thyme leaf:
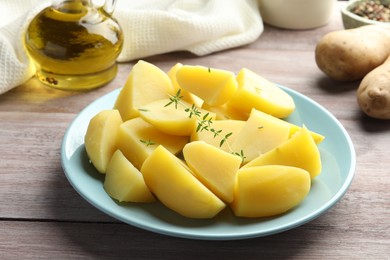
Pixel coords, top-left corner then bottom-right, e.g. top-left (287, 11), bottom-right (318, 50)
top-left (165, 89), bottom-right (183, 109)
top-left (140, 139), bottom-right (156, 147)
top-left (233, 149), bottom-right (246, 163)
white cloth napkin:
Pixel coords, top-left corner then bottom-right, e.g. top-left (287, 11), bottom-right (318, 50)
top-left (0, 0), bottom-right (263, 95)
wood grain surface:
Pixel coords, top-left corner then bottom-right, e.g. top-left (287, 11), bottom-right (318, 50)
top-left (1, 2), bottom-right (389, 259)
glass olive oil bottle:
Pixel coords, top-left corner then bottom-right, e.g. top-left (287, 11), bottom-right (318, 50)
top-left (25, 0), bottom-right (123, 90)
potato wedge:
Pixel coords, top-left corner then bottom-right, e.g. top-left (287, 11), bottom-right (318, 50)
top-left (114, 60), bottom-right (174, 121)
top-left (231, 108), bottom-right (290, 163)
top-left (139, 98), bottom-right (215, 136)
top-left (228, 68), bottom-right (295, 118)
top-left (104, 150), bottom-right (155, 203)
top-left (176, 65), bottom-right (238, 106)
top-left (141, 145), bottom-right (226, 219)
top-left (190, 119), bottom-right (245, 152)
top-left (84, 109), bottom-right (123, 174)
top-left (167, 63), bottom-right (203, 107)
top-left (231, 165), bottom-right (311, 218)
top-left (244, 126), bottom-right (322, 179)
top-left (117, 117), bottom-right (188, 170)
top-left (183, 141), bottom-right (242, 203)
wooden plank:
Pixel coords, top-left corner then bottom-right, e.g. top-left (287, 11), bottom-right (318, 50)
top-left (0, 219), bottom-right (389, 259)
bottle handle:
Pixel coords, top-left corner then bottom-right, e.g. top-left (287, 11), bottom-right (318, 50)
top-left (102, 0), bottom-right (117, 15)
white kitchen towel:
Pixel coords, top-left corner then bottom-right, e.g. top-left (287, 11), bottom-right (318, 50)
top-left (0, 0), bottom-right (263, 95)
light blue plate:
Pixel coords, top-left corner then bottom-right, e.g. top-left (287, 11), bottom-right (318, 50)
top-left (61, 86), bottom-right (356, 240)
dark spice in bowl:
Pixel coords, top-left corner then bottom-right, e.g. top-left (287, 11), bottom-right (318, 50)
top-left (350, 1), bottom-right (390, 21)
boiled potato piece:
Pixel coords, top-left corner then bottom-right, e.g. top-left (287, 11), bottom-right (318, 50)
top-left (183, 141), bottom-right (242, 203)
top-left (289, 123), bottom-right (324, 144)
top-left (228, 68), bottom-right (295, 118)
top-left (231, 108), bottom-right (290, 163)
top-left (202, 103), bottom-right (248, 121)
top-left (114, 60), bottom-right (174, 121)
top-left (231, 165), bottom-right (311, 218)
top-left (84, 109), bottom-right (123, 174)
top-left (141, 145), bottom-right (226, 219)
top-left (104, 150), bottom-right (155, 203)
top-left (249, 109), bottom-right (324, 144)
top-left (176, 65), bottom-right (238, 106)
top-left (117, 117), bottom-right (188, 170)
top-left (244, 126), bottom-right (322, 179)
top-left (190, 119), bottom-right (245, 152)
top-left (168, 63), bottom-right (203, 107)
top-left (138, 98), bottom-right (216, 136)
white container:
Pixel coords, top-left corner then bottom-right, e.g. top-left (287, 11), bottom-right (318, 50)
top-left (258, 0), bottom-right (336, 29)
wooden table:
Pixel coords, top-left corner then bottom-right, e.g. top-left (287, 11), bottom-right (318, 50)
top-left (1, 2), bottom-right (389, 259)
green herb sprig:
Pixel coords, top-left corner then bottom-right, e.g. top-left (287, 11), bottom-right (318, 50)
top-left (165, 90), bottom-right (242, 160)
top-left (140, 139), bottom-right (156, 147)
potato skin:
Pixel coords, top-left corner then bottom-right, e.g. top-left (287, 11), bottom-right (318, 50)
top-left (315, 25), bottom-right (390, 82)
top-left (357, 56), bottom-right (390, 120)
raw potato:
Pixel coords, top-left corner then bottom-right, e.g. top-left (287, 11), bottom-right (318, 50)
top-left (357, 55), bottom-right (390, 120)
top-left (84, 109), bottom-right (123, 174)
top-left (315, 25), bottom-right (390, 81)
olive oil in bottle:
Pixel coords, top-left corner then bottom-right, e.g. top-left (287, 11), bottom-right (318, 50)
top-left (25, 0), bottom-right (123, 90)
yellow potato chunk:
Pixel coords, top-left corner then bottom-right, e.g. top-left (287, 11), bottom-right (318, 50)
top-left (202, 102), bottom-right (249, 121)
top-left (250, 109), bottom-right (324, 144)
top-left (141, 145), bottom-right (226, 219)
top-left (138, 98), bottom-right (215, 136)
top-left (117, 117), bottom-right (188, 170)
top-left (84, 109), bottom-right (123, 174)
top-left (228, 68), bottom-right (295, 118)
top-left (231, 165), bottom-right (311, 218)
top-left (183, 141), bottom-right (242, 203)
top-left (190, 119), bottom-right (245, 153)
top-left (243, 126), bottom-right (322, 179)
top-left (231, 109), bottom-right (290, 163)
top-left (167, 63), bottom-right (203, 107)
top-left (289, 124), bottom-right (324, 144)
top-left (176, 65), bottom-right (238, 106)
top-left (114, 60), bottom-right (174, 121)
top-left (104, 150), bottom-right (155, 203)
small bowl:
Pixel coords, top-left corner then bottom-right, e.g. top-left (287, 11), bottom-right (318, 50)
top-left (258, 0), bottom-right (336, 30)
top-left (341, 0), bottom-right (390, 29)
